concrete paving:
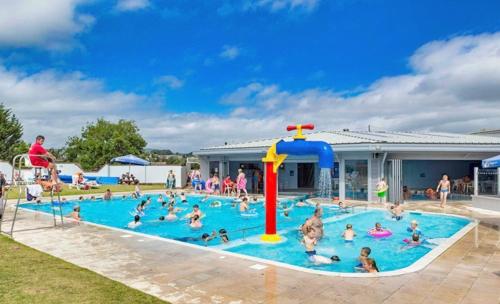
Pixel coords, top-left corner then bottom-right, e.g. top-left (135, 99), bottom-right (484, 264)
top-left (1, 198), bottom-right (499, 304)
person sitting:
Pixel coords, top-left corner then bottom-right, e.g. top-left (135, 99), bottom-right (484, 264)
top-left (70, 206), bottom-right (82, 221)
top-left (130, 174), bottom-right (139, 185)
top-left (28, 135), bottom-right (60, 187)
top-left (402, 185), bottom-right (412, 200)
top-left (223, 175), bottom-right (234, 196)
top-left (128, 215), bottom-right (141, 229)
top-left (103, 189), bottom-right (112, 200)
top-left (425, 188), bottom-right (437, 200)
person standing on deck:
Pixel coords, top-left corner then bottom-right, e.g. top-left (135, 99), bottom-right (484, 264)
top-left (436, 174), bottom-right (451, 208)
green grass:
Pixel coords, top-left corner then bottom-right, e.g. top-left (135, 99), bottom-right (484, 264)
top-left (6, 183), bottom-right (168, 200)
top-left (0, 235), bottom-right (167, 304)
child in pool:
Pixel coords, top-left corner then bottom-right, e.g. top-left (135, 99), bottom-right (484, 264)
top-left (201, 194), bottom-right (209, 203)
top-left (78, 196), bottom-right (84, 201)
top-left (210, 200), bottom-right (222, 208)
top-left (134, 184), bottom-right (141, 197)
top-left (122, 195), bottom-right (126, 200)
top-left (165, 205), bottom-right (178, 221)
top-left (338, 201), bottom-right (349, 213)
top-left (157, 194), bottom-right (164, 204)
top-left (295, 199), bottom-right (307, 207)
top-left (356, 247), bottom-right (371, 269)
top-left (169, 194), bottom-right (175, 204)
top-left (407, 220), bottom-right (422, 235)
top-left (70, 206), bottom-right (82, 221)
top-left (219, 228), bottom-right (229, 243)
top-left (239, 197), bottom-right (249, 212)
top-left (186, 204), bottom-right (202, 219)
top-left (342, 224), bottom-right (356, 242)
top-left (370, 222), bottom-right (384, 233)
top-left (128, 215), bottom-right (141, 229)
top-left (390, 201), bottom-right (404, 220)
top-left (180, 192), bottom-right (187, 203)
top-left (145, 196), bottom-right (152, 206)
top-left (364, 258), bottom-right (379, 273)
top-left (190, 214), bottom-right (202, 228)
top-left (302, 227), bottom-right (317, 257)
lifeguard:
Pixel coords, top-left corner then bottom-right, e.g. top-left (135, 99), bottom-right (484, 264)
top-left (28, 135), bottom-right (59, 186)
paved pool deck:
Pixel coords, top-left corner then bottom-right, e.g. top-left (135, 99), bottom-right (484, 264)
top-left (1, 196), bottom-right (499, 304)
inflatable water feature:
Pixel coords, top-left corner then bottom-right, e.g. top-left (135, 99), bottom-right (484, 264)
top-left (205, 179), bottom-right (214, 194)
top-left (368, 229), bottom-right (392, 238)
top-left (261, 123), bottom-right (334, 243)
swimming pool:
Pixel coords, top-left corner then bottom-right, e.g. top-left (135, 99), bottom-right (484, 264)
top-left (21, 193), bottom-right (474, 276)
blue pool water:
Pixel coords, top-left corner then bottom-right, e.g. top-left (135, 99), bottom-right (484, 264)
top-left (21, 194), bottom-right (471, 273)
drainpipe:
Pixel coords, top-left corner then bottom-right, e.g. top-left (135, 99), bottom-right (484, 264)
top-left (380, 152), bottom-right (388, 179)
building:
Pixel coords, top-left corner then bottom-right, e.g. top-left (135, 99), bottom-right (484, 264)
top-left (471, 129), bottom-right (500, 137)
top-left (195, 130), bottom-right (500, 202)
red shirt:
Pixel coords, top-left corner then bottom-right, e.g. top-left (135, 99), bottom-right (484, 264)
top-left (29, 142), bottom-right (49, 167)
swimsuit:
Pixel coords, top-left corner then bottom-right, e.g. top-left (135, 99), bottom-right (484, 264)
top-left (305, 250), bottom-right (317, 256)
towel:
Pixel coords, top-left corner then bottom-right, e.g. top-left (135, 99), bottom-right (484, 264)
top-left (26, 184), bottom-right (43, 200)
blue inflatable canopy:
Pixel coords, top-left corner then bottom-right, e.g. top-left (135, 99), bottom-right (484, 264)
top-left (111, 154), bottom-right (150, 166)
top-left (482, 155), bottom-right (500, 168)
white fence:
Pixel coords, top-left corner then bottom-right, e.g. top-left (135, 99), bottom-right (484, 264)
top-left (0, 161), bottom-right (186, 187)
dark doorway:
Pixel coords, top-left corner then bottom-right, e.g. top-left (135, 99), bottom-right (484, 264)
top-left (298, 163), bottom-right (314, 188)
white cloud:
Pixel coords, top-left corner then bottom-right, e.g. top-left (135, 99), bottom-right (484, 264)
top-left (115, 0), bottom-right (150, 12)
top-left (2, 33), bottom-right (500, 152)
top-left (155, 75), bottom-right (184, 89)
top-left (219, 45), bottom-right (240, 60)
top-left (0, 0), bottom-right (94, 50)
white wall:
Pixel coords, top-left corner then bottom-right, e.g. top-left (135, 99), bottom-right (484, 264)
top-left (0, 160), bottom-right (186, 187)
top-left (87, 164), bottom-right (186, 187)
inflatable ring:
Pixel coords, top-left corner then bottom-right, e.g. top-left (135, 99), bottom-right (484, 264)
top-left (368, 229), bottom-right (392, 238)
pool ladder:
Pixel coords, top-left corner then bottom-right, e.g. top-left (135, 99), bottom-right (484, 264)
top-left (0, 154), bottom-right (64, 238)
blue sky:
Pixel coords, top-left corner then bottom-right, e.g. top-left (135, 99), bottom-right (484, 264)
top-left (1, 0), bottom-right (500, 151)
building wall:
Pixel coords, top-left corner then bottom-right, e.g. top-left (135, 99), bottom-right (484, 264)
top-left (278, 162), bottom-right (298, 190)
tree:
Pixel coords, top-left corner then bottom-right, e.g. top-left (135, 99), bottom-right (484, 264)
top-left (65, 119), bottom-right (147, 171)
top-left (0, 104), bottom-right (29, 161)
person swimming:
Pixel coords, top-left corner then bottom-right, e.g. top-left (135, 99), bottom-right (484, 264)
top-left (239, 197), bottom-right (249, 212)
top-left (295, 199), bottom-right (307, 207)
top-left (165, 205), bottom-right (178, 221)
top-left (157, 194), bottom-right (164, 204)
top-left (342, 224), bottom-right (356, 242)
top-left (175, 231), bottom-right (216, 245)
top-left (128, 215), bottom-right (141, 229)
top-left (210, 200), bottom-right (222, 208)
top-left (219, 228), bottom-right (229, 243)
top-left (180, 192), bottom-right (188, 203)
top-left (389, 201), bottom-right (404, 220)
top-left (364, 258), bottom-right (379, 273)
top-left (190, 214), bottom-right (202, 228)
top-left (355, 247), bottom-right (371, 270)
top-left (407, 220), bottom-right (422, 235)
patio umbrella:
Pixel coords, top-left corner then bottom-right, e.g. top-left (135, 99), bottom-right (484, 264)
top-left (482, 155), bottom-right (500, 168)
top-left (110, 155), bottom-right (150, 181)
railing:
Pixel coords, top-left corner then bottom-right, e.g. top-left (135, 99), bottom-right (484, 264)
top-left (474, 167), bottom-right (499, 196)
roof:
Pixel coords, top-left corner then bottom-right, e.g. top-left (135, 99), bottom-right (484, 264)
top-left (197, 130), bottom-right (500, 155)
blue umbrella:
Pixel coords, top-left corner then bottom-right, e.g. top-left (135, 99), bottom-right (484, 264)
top-left (111, 154), bottom-right (150, 166)
top-left (482, 155), bottom-right (500, 168)
top-left (111, 154), bottom-right (150, 182)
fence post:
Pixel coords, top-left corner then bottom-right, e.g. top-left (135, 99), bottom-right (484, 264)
top-left (474, 167), bottom-right (479, 196)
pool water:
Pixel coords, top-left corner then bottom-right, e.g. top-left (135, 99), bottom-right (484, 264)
top-left (21, 194), bottom-right (471, 274)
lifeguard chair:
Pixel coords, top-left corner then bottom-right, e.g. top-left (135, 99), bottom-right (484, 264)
top-left (0, 154), bottom-right (64, 237)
